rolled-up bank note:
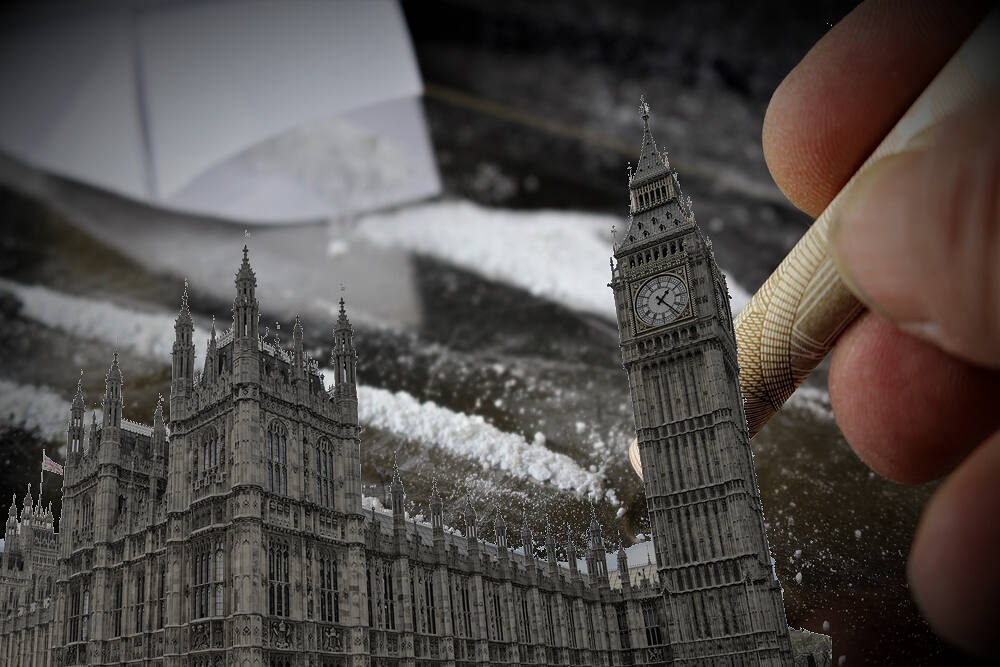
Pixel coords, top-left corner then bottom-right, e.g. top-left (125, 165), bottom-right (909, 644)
top-left (630, 7), bottom-right (999, 478)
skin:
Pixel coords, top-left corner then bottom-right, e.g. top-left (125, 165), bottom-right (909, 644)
top-left (761, 0), bottom-right (999, 659)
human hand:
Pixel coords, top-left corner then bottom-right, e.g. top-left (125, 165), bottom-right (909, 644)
top-left (762, 0), bottom-right (999, 659)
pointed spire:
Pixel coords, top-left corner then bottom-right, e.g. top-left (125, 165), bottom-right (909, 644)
top-left (210, 315), bottom-right (217, 341)
top-left (176, 279), bottom-right (193, 327)
top-left (8, 494), bottom-right (16, 520)
top-left (631, 95), bottom-right (669, 185)
top-left (153, 395), bottom-right (165, 428)
top-left (391, 452), bottom-right (403, 492)
top-left (236, 244), bottom-right (255, 282)
top-left (430, 477), bottom-right (441, 504)
top-left (107, 351), bottom-right (122, 382)
top-left (72, 371), bottom-right (85, 409)
top-left (494, 506), bottom-right (506, 529)
top-left (23, 483), bottom-right (33, 509)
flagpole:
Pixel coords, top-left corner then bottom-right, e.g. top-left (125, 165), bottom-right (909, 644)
top-left (40, 448), bottom-right (45, 504)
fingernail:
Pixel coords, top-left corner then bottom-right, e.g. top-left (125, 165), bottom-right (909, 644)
top-left (897, 320), bottom-right (945, 349)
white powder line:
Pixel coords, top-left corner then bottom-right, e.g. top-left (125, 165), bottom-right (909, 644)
top-left (0, 278), bottom-right (615, 502)
top-left (351, 199), bottom-right (751, 318)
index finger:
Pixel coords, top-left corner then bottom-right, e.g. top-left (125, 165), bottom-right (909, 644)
top-left (762, 0), bottom-right (989, 217)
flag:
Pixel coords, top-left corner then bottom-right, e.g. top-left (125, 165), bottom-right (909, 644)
top-left (42, 452), bottom-right (63, 476)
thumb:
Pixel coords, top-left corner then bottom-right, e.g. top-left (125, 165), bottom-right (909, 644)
top-left (831, 98), bottom-right (1000, 369)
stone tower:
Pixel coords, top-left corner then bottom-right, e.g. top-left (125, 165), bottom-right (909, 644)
top-left (610, 97), bottom-right (794, 666)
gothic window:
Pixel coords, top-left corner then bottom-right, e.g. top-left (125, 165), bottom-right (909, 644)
top-left (319, 554), bottom-right (339, 623)
top-left (192, 547), bottom-right (211, 619)
top-left (202, 428), bottom-right (220, 472)
top-left (112, 579), bottom-right (123, 637)
top-left (456, 577), bottom-right (472, 637)
top-left (381, 562), bottom-right (396, 630)
top-left (157, 565), bottom-right (166, 629)
top-left (487, 582), bottom-right (504, 642)
top-left (67, 586), bottom-right (81, 642)
top-left (366, 569), bottom-right (373, 626)
top-left (215, 547), bottom-right (225, 617)
top-left (616, 604), bottom-right (630, 649)
top-left (641, 600), bottom-right (663, 646)
top-left (565, 600), bottom-right (576, 648)
top-left (135, 570), bottom-right (145, 632)
top-left (81, 589), bottom-right (90, 641)
top-left (423, 573), bottom-right (437, 635)
top-left (516, 588), bottom-right (531, 644)
top-left (267, 423), bottom-right (288, 496)
top-left (268, 542), bottom-right (290, 617)
top-left (315, 439), bottom-right (335, 509)
top-left (544, 594), bottom-right (556, 645)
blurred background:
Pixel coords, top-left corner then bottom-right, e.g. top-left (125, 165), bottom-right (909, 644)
top-left (0, 1), bottom-right (973, 664)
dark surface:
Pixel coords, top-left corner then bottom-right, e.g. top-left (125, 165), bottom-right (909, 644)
top-left (0, 1), bottom-right (979, 664)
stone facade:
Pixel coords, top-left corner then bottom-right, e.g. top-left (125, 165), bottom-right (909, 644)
top-left (608, 98), bottom-right (798, 666)
top-left (0, 101), bottom-right (830, 667)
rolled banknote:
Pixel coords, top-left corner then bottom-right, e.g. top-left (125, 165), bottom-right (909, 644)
top-left (630, 7), bottom-right (999, 478)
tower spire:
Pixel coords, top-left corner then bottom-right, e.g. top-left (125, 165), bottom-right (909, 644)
top-left (172, 279), bottom-right (195, 408)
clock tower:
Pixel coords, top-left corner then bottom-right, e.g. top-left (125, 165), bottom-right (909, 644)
top-left (611, 98), bottom-right (794, 666)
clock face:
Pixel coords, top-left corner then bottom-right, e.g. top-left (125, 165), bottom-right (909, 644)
top-left (635, 274), bottom-right (689, 327)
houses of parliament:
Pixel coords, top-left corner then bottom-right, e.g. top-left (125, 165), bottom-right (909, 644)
top-left (0, 103), bottom-right (829, 667)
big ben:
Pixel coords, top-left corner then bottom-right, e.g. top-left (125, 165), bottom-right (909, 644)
top-left (611, 97), bottom-right (794, 667)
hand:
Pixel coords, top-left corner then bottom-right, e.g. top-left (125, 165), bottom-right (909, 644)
top-left (762, 0), bottom-right (999, 659)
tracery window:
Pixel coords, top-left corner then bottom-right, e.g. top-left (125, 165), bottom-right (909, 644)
top-left (202, 427), bottom-right (221, 472)
top-left (81, 589), bottom-right (89, 641)
top-left (267, 423), bottom-right (288, 495)
top-left (112, 579), bottom-right (123, 637)
top-left (455, 576), bottom-right (472, 637)
top-left (157, 565), bottom-right (167, 629)
top-left (488, 581), bottom-right (505, 642)
top-left (642, 600), bottom-right (663, 646)
top-left (268, 542), bottom-right (290, 617)
top-left (319, 554), bottom-right (339, 623)
top-left (315, 438), bottom-right (335, 508)
top-left (516, 587), bottom-right (531, 644)
top-left (192, 546), bottom-right (211, 619)
top-left (67, 586), bottom-right (81, 642)
top-left (215, 547), bottom-right (225, 617)
top-left (616, 604), bottom-right (631, 649)
top-left (369, 560), bottom-right (395, 630)
top-left (544, 594), bottom-right (556, 645)
top-left (134, 571), bottom-right (145, 632)
top-left (423, 572), bottom-right (437, 635)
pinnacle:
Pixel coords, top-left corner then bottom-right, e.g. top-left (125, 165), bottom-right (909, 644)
top-left (72, 371), bottom-right (85, 408)
top-left (107, 351), bottom-right (122, 382)
top-left (631, 95), bottom-right (669, 185)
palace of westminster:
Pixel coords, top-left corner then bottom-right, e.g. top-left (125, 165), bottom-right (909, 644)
top-left (0, 103), bottom-right (829, 667)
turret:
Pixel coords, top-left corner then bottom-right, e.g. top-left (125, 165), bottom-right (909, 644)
top-left (232, 245), bottom-right (261, 385)
top-left (68, 372), bottom-right (85, 458)
top-left (203, 316), bottom-right (218, 384)
top-left (100, 352), bottom-right (123, 457)
top-left (587, 504), bottom-right (608, 583)
top-left (331, 297), bottom-right (358, 423)
top-left (292, 315), bottom-right (305, 381)
top-left (494, 508), bottom-right (508, 551)
top-left (617, 534), bottom-right (631, 592)
top-left (566, 524), bottom-right (579, 580)
top-left (87, 412), bottom-right (98, 455)
top-left (520, 510), bottom-right (533, 559)
top-left (152, 395), bottom-right (166, 459)
top-left (390, 458), bottom-right (406, 550)
top-left (545, 516), bottom-right (558, 576)
top-left (464, 497), bottom-right (479, 564)
top-left (171, 282), bottom-right (195, 413)
top-left (429, 479), bottom-right (445, 546)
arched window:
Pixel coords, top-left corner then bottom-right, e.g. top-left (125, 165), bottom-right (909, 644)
top-left (81, 589), bottom-right (89, 641)
top-left (267, 422), bottom-right (288, 495)
top-left (268, 542), bottom-right (290, 617)
top-left (315, 439), bottom-right (335, 509)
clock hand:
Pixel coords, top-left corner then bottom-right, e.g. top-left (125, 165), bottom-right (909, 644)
top-left (664, 302), bottom-right (679, 315)
top-left (655, 293), bottom-right (668, 306)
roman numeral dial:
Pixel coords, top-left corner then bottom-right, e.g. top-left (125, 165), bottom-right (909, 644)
top-left (634, 273), bottom-right (689, 327)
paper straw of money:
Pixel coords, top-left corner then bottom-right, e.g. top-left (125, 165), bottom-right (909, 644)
top-left (629, 8), bottom-right (999, 478)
